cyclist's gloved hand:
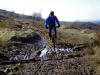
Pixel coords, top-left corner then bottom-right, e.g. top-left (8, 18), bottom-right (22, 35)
top-left (58, 25), bottom-right (60, 28)
top-left (46, 27), bottom-right (48, 29)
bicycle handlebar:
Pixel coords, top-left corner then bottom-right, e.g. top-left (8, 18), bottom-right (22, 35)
top-left (46, 26), bottom-right (59, 29)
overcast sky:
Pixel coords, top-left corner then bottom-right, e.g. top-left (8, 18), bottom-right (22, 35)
top-left (0, 0), bottom-right (100, 21)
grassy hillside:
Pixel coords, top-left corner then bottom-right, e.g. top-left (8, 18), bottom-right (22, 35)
top-left (61, 21), bottom-right (100, 30)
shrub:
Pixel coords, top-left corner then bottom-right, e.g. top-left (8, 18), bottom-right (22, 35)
top-left (93, 31), bottom-right (100, 46)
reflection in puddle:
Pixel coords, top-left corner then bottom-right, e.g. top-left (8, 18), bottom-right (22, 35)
top-left (40, 47), bottom-right (73, 58)
top-left (58, 48), bottom-right (73, 52)
top-left (40, 48), bottom-right (47, 57)
top-left (24, 54), bottom-right (29, 60)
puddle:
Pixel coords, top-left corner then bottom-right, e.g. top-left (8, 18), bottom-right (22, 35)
top-left (40, 47), bottom-right (73, 58)
top-left (9, 40), bottom-right (44, 61)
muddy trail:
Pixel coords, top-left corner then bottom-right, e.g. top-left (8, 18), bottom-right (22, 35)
top-left (0, 20), bottom-right (97, 75)
top-left (17, 20), bottom-right (96, 75)
top-left (16, 43), bottom-right (96, 75)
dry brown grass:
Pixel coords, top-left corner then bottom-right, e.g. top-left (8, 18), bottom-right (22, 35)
top-left (56, 28), bottom-right (92, 45)
top-left (93, 31), bottom-right (100, 46)
top-left (84, 30), bottom-right (100, 74)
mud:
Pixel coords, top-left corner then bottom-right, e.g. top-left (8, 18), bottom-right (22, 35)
top-left (19, 44), bottom-right (96, 75)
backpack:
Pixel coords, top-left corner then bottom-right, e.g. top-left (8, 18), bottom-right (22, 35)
top-left (48, 16), bottom-right (56, 26)
top-left (49, 16), bottom-right (55, 21)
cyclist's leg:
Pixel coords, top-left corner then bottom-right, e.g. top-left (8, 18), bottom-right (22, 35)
top-left (54, 27), bottom-right (57, 38)
top-left (49, 26), bottom-right (52, 40)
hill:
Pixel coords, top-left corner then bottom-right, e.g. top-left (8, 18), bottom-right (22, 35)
top-left (0, 9), bottom-right (43, 20)
top-left (92, 21), bottom-right (100, 25)
top-left (61, 21), bottom-right (100, 30)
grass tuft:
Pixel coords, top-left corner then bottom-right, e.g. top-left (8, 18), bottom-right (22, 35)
top-left (93, 32), bottom-right (100, 46)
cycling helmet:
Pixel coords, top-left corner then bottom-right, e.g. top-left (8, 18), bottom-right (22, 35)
top-left (50, 11), bottom-right (54, 16)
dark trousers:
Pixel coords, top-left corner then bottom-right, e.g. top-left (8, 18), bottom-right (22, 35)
top-left (49, 26), bottom-right (56, 39)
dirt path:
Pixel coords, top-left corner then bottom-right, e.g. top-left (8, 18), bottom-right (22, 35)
top-left (16, 20), bottom-right (97, 75)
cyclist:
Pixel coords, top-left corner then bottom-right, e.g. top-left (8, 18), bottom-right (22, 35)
top-left (45, 11), bottom-right (60, 40)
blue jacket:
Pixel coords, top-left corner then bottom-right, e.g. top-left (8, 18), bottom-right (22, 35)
top-left (45, 16), bottom-right (60, 28)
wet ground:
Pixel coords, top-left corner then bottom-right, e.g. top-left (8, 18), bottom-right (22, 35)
top-left (0, 37), bottom-right (97, 75)
top-left (18, 43), bottom-right (97, 75)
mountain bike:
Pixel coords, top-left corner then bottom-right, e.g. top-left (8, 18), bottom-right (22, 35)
top-left (51, 27), bottom-right (58, 51)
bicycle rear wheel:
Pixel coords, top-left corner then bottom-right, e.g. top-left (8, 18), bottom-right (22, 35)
top-left (51, 27), bottom-right (56, 51)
